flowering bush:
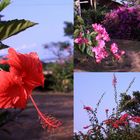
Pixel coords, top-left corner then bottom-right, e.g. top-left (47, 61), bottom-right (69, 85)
top-left (74, 16), bottom-right (125, 63)
top-left (74, 75), bottom-right (140, 139)
top-left (48, 58), bottom-right (73, 92)
top-left (103, 5), bottom-right (140, 40)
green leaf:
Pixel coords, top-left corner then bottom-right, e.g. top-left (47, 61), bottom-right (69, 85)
top-left (0, 19), bottom-right (38, 41)
top-left (0, 0), bottom-right (11, 12)
top-left (90, 31), bottom-right (97, 38)
top-left (86, 46), bottom-right (93, 57)
top-left (74, 29), bottom-right (80, 38)
top-left (0, 64), bottom-right (10, 71)
top-left (77, 16), bottom-right (84, 25)
top-left (0, 42), bottom-right (9, 50)
top-left (79, 43), bottom-right (86, 53)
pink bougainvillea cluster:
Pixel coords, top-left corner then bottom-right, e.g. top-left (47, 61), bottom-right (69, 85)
top-left (74, 23), bottom-right (125, 63)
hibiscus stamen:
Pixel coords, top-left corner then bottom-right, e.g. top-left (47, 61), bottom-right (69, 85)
top-left (29, 95), bottom-right (62, 130)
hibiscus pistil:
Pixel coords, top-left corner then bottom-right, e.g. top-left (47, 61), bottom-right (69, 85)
top-left (29, 95), bottom-right (62, 129)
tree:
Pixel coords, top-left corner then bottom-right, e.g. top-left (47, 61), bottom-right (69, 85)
top-left (63, 21), bottom-right (73, 39)
top-left (43, 22), bottom-right (73, 92)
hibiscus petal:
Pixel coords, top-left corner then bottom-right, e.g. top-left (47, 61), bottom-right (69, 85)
top-left (1, 48), bottom-right (44, 91)
top-left (0, 71), bottom-right (27, 109)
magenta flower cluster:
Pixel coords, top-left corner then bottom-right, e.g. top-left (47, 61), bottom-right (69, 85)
top-left (103, 5), bottom-right (140, 40)
top-left (92, 24), bottom-right (112, 63)
top-left (75, 23), bottom-right (125, 63)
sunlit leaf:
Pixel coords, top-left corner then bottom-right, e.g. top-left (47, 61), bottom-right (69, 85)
top-left (0, 19), bottom-right (38, 41)
top-left (0, 0), bottom-right (11, 12)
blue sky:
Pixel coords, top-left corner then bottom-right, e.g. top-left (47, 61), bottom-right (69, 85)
top-left (0, 0), bottom-right (73, 60)
top-left (74, 72), bottom-right (140, 132)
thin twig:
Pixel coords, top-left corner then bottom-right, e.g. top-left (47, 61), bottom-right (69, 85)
top-left (95, 92), bottom-right (105, 113)
top-left (125, 77), bottom-right (135, 94)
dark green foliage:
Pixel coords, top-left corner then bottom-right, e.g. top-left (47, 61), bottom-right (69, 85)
top-left (43, 22), bottom-right (73, 93)
top-left (119, 91), bottom-right (140, 116)
top-left (49, 60), bottom-right (73, 92)
top-left (0, 111), bottom-right (10, 126)
top-left (0, 42), bottom-right (9, 50)
top-left (0, 64), bottom-right (9, 71)
top-left (38, 61), bottom-right (73, 92)
top-left (81, 6), bottom-right (109, 27)
top-left (64, 21), bottom-right (73, 38)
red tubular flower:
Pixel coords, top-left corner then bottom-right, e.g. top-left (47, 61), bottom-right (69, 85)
top-left (130, 116), bottom-right (140, 123)
top-left (104, 119), bottom-right (113, 125)
top-left (120, 113), bottom-right (129, 122)
top-left (83, 125), bottom-right (90, 129)
top-left (0, 48), bottom-right (61, 129)
top-left (83, 106), bottom-right (93, 112)
top-left (112, 121), bottom-right (119, 128)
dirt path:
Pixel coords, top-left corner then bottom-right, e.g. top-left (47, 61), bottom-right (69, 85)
top-left (127, 51), bottom-right (140, 71)
top-left (74, 39), bottom-right (140, 72)
top-left (0, 91), bottom-right (73, 140)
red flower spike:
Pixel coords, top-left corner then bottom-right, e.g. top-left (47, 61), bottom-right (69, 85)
top-left (0, 48), bottom-right (61, 129)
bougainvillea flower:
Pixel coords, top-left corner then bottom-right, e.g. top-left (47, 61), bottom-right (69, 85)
top-left (110, 43), bottom-right (125, 60)
top-left (0, 48), bottom-right (61, 129)
top-left (92, 23), bottom-right (110, 41)
top-left (74, 32), bottom-right (89, 45)
top-left (92, 46), bottom-right (108, 63)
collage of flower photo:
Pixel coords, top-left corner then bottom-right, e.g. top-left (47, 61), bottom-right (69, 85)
top-left (0, 0), bottom-right (140, 140)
